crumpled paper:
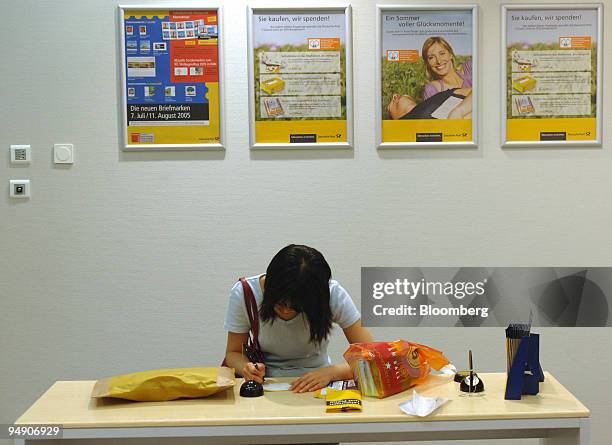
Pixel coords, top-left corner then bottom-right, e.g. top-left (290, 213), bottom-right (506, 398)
top-left (399, 390), bottom-right (449, 417)
top-left (439, 363), bottom-right (457, 375)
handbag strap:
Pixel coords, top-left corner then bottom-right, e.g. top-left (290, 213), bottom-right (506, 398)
top-left (239, 277), bottom-right (261, 351)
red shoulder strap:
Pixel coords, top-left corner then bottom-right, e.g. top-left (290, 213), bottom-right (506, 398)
top-left (239, 277), bottom-right (260, 342)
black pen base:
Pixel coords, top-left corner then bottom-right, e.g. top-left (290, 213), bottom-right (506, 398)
top-left (240, 380), bottom-right (264, 397)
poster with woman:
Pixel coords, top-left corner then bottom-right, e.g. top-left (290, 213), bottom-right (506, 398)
top-left (502, 5), bottom-right (602, 146)
top-left (248, 6), bottom-right (353, 148)
top-left (376, 6), bottom-right (478, 148)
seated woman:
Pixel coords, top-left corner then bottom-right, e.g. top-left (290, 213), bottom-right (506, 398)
top-left (224, 244), bottom-right (373, 393)
top-left (387, 87), bottom-right (472, 120)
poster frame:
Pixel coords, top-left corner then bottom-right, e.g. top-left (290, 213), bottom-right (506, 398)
top-left (375, 4), bottom-right (479, 149)
top-left (118, 4), bottom-right (226, 151)
top-left (247, 5), bottom-right (354, 150)
top-left (501, 3), bottom-right (603, 148)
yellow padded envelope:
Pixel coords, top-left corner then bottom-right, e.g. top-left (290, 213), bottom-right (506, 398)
top-left (91, 367), bottom-right (235, 402)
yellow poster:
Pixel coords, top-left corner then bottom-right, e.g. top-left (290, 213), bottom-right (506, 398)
top-left (505, 7), bottom-right (600, 144)
top-left (122, 8), bottom-right (221, 148)
top-left (380, 8), bottom-right (475, 146)
top-left (251, 9), bottom-right (349, 146)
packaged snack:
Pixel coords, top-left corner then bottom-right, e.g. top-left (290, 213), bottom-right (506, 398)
top-left (260, 77), bottom-right (286, 95)
top-left (260, 53), bottom-right (283, 73)
top-left (513, 54), bottom-right (535, 72)
top-left (517, 61), bottom-right (534, 72)
top-left (512, 76), bottom-right (537, 93)
top-left (263, 97), bottom-right (284, 117)
top-left (313, 379), bottom-right (358, 399)
top-left (514, 96), bottom-right (535, 114)
top-left (343, 341), bottom-right (449, 398)
top-left (91, 366), bottom-right (235, 401)
top-left (325, 388), bottom-right (362, 412)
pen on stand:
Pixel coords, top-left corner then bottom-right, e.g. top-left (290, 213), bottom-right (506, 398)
top-left (244, 343), bottom-right (265, 383)
top-left (254, 363), bottom-right (265, 382)
top-left (469, 350), bottom-right (474, 394)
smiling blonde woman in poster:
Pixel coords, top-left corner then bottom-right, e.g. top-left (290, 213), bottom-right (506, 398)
top-left (421, 36), bottom-right (472, 99)
top-left (377, 7), bottom-right (477, 147)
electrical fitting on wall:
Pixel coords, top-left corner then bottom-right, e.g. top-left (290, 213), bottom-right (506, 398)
top-left (54, 143), bottom-right (74, 164)
top-left (9, 179), bottom-right (31, 199)
top-left (10, 145), bottom-right (31, 164)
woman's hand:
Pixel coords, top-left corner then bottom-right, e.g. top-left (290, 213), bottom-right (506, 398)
top-left (448, 106), bottom-right (464, 119)
top-left (448, 89), bottom-right (472, 120)
top-left (291, 367), bottom-right (337, 393)
top-left (242, 362), bottom-right (266, 384)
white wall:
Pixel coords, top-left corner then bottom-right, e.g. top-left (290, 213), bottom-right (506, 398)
top-left (2, 0), bottom-right (611, 444)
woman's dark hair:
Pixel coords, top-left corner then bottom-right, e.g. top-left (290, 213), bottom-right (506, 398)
top-left (260, 244), bottom-right (333, 344)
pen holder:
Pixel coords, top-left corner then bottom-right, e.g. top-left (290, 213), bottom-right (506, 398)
top-left (504, 333), bottom-right (544, 400)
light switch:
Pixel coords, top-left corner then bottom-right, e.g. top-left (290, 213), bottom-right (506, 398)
top-left (54, 143), bottom-right (74, 164)
top-left (10, 145), bottom-right (31, 164)
top-left (10, 179), bottom-right (31, 198)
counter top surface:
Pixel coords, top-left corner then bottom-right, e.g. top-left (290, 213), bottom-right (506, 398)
top-left (16, 372), bottom-right (589, 428)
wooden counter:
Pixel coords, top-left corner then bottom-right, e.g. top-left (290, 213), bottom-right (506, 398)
top-left (16, 372), bottom-right (588, 427)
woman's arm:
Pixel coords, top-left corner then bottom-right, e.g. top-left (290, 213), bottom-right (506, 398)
top-left (448, 90), bottom-right (472, 119)
top-left (290, 320), bottom-right (373, 393)
top-left (330, 319), bottom-right (374, 380)
top-left (225, 331), bottom-right (266, 383)
top-left (422, 81), bottom-right (441, 100)
top-left (343, 319), bottom-right (374, 343)
top-left (459, 58), bottom-right (472, 84)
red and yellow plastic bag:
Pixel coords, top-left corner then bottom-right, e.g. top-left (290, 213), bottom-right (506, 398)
top-left (343, 340), bottom-right (449, 398)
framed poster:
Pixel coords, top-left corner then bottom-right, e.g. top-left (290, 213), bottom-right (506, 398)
top-left (119, 5), bottom-right (224, 150)
top-left (247, 6), bottom-right (353, 149)
top-left (376, 5), bottom-right (478, 148)
top-left (502, 4), bottom-right (602, 147)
